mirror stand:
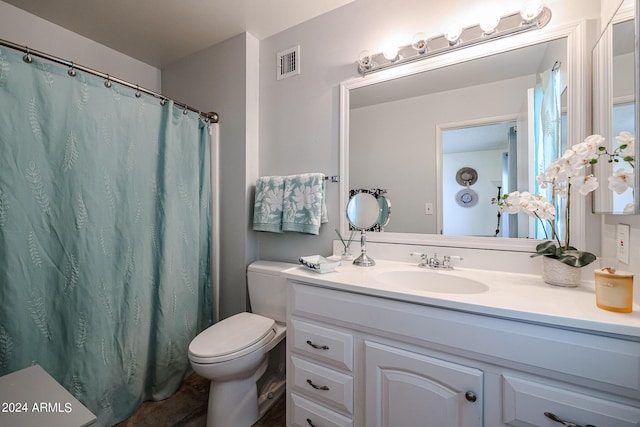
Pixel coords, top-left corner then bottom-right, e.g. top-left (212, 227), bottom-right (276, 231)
top-left (353, 229), bottom-right (375, 267)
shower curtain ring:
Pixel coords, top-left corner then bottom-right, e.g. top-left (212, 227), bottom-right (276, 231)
top-left (22, 48), bottom-right (33, 63)
top-left (160, 98), bottom-right (167, 106)
top-left (68, 62), bottom-right (77, 77)
top-left (104, 75), bottom-right (112, 88)
top-left (135, 85), bottom-right (141, 98)
top-left (183, 107), bottom-right (188, 115)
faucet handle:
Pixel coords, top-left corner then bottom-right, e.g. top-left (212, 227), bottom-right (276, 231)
top-left (410, 252), bottom-right (428, 265)
top-left (442, 255), bottom-right (463, 269)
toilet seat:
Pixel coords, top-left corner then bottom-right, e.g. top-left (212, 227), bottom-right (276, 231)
top-left (189, 312), bottom-right (276, 364)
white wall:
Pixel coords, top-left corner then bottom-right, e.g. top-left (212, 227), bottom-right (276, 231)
top-left (350, 74), bottom-right (535, 235)
top-left (162, 33), bottom-right (260, 319)
top-left (0, 0), bottom-right (160, 91)
top-left (443, 149), bottom-right (504, 236)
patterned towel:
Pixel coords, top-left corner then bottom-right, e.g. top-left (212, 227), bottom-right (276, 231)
top-left (252, 176), bottom-right (285, 233)
top-left (282, 173), bottom-right (328, 235)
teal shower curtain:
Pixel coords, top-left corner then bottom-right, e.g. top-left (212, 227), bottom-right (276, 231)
top-left (0, 47), bottom-right (213, 426)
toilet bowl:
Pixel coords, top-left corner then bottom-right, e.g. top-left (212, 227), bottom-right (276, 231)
top-left (188, 260), bottom-right (295, 427)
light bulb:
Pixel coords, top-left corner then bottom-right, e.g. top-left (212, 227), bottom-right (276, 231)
top-left (479, 15), bottom-right (500, 35)
top-left (444, 25), bottom-right (462, 45)
top-left (520, 0), bottom-right (544, 24)
top-left (382, 46), bottom-right (400, 62)
top-left (411, 32), bottom-right (428, 54)
top-left (357, 50), bottom-right (373, 70)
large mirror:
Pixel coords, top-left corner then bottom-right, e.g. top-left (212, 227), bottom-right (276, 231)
top-left (593, 0), bottom-right (639, 214)
top-left (340, 23), bottom-right (587, 252)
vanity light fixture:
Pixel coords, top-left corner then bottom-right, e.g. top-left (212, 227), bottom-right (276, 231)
top-left (357, 50), bottom-right (374, 71)
top-left (520, 0), bottom-right (545, 24)
top-left (382, 46), bottom-right (400, 62)
top-left (356, 4), bottom-right (551, 75)
top-left (411, 32), bottom-right (428, 54)
top-left (479, 15), bottom-right (500, 35)
top-left (444, 24), bottom-right (463, 46)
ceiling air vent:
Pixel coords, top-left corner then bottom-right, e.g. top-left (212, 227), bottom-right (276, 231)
top-left (277, 46), bottom-right (300, 80)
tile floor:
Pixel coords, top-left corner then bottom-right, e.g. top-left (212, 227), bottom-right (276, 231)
top-left (114, 374), bottom-right (285, 427)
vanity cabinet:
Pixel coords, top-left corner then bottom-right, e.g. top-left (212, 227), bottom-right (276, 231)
top-left (286, 279), bottom-right (640, 427)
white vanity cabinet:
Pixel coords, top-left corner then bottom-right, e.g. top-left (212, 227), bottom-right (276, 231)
top-left (286, 279), bottom-right (640, 427)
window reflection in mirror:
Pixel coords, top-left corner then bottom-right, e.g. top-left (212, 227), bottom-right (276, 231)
top-left (349, 38), bottom-right (567, 238)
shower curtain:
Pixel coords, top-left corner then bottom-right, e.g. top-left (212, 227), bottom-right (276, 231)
top-left (0, 46), bottom-right (213, 426)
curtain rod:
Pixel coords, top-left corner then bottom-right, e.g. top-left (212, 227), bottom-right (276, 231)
top-left (0, 38), bottom-right (219, 123)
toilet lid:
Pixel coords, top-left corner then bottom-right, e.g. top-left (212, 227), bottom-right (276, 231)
top-left (189, 312), bottom-right (275, 363)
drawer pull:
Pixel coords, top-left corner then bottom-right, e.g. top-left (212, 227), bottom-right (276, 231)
top-left (544, 412), bottom-right (597, 427)
top-left (306, 340), bottom-right (330, 350)
top-left (306, 379), bottom-right (330, 391)
top-left (465, 391), bottom-right (477, 402)
top-left (306, 418), bottom-right (316, 427)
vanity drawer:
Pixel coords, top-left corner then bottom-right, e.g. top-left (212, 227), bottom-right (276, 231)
top-left (291, 356), bottom-right (354, 414)
top-left (503, 375), bottom-right (640, 426)
top-left (291, 393), bottom-right (353, 427)
top-left (290, 318), bottom-right (354, 371)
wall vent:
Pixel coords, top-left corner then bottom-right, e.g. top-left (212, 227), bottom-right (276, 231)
top-left (277, 46), bottom-right (300, 80)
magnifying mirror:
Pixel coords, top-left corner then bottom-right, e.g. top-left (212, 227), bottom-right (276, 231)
top-left (377, 195), bottom-right (391, 229)
top-left (346, 192), bottom-right (381, 266)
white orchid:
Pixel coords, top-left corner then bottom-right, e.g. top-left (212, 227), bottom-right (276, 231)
top-left (616, 131), bottom-right (635, 160)
top-left (608, 168), bottom-right (634, 194)
top-left (571, 174), bottom-right (599, 196)
top-left (492, 135), bottom-right (609, 268)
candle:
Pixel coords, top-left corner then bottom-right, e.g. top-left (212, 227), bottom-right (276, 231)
top-left (594, 267), bottom-right (634, 313)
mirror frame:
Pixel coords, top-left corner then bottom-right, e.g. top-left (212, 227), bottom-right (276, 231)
top-left (593, 0), bottom-right (639, 214)
top-left (339, 22), bottom-right (588, 252)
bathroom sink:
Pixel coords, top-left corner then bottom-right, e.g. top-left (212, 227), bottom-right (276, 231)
top-left (374, 269), bottom-right (489, 294)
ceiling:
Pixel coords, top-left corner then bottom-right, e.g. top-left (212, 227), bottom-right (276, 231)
top-left (2, 0), bottom-right (354, 67)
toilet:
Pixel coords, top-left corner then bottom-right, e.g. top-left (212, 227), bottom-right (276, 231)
top-left (188, 260), bottom-right (295, 427)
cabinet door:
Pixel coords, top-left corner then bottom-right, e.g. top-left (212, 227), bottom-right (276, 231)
top-left (365, 341), bottom-right (482, 427)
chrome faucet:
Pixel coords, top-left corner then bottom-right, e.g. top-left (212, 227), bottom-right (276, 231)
top-left (410, 252), bottom-right (463, 270)
top-left (428, 253), bottom-right (441, 268)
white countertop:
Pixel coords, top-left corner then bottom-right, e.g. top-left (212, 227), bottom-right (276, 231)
top-left (283, 259), bottom-right (640, 339)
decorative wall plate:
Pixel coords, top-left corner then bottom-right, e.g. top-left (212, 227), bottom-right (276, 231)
top-left (455, 188), bottom-right (478, 207)
top-left (455, 167), bottom-right (478, 186)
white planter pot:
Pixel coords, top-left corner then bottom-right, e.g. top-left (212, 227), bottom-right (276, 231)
top-left (542, 256), bottom-right (582, 287)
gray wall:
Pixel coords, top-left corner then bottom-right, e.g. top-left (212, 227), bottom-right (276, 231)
top-left (0, 1), bottom-right (160, 91)
top-left (162, 33), bottom-right (260, 320)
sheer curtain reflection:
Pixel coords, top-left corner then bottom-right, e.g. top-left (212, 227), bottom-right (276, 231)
top-left (0, 47), bottom-right (212, 426)
top-left (535, 65), bottom-right (563, 239)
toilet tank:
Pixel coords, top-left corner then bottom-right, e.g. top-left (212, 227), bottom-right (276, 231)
top-left (247, 260), bottom-right (296, 323)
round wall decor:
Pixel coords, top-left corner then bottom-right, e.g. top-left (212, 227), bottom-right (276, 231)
top-left (455, 167), bottom-right (478, 186)
top-left (455, 188), bottom-right (478, 207)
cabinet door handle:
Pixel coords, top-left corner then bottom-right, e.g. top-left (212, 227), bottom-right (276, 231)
top-left (306, 340), bottom-right (330, 350)
top-left (306, 379), bottom-right (330, 390)
top-left (544, 412), bottom-right (597, 427)
top-left (306, 418), bottom-right (316, 427)
top-left (465, 391), bottom-right (477, 402)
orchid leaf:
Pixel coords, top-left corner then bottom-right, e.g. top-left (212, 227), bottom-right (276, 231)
top-left (531, 240), bottom-right (596, 267)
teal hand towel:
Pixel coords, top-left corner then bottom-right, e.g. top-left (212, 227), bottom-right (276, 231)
top-left (252, 176), bottom-right (285, 232)
top-left (282, 173), bottom-right (328, 235)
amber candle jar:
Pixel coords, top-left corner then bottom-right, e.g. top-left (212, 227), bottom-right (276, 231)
top-left (594, 268), bottom-right (634, 313)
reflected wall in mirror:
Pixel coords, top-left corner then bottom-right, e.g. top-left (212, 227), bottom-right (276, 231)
top-left (347, 37), bottom-right (567, 240)
top-left (593, 0), bottom-right (638, 214)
